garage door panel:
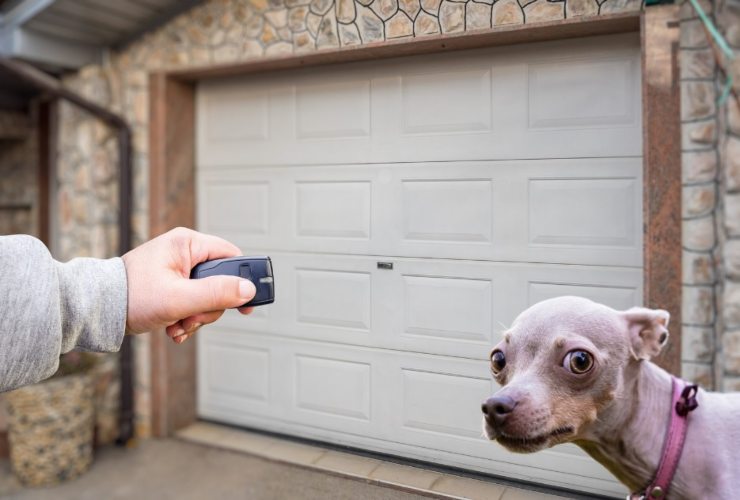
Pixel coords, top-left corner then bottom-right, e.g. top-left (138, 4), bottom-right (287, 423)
top-left (528, 177), bottom-right (638, 248)
top-left (295, 268), bottom-right (373, 331)
top-left (198, 339), bottom-right (273, 416)
top-left (402, 275), bottom-right (492, 343)
top-left (387, 355), bottom-right (619, 488)
top-left (295, 181), bottom-right (372, 239)
top-left (526, 57), bottom-right (637, 130)
top-left (198, 34), bottom-right (640, 167)
top-left (400, 67), bottom-right (492, 135)
top-left (198, 157), bottom-right (642, 266)
top-left (198, 332), bottom-right (625, 496)
top-left (211, 253), bottom-right (641, 359)
top-left (296, 79), bottom-right (372, 140)
top-left (295, 355), bottom-right (372, 421)
top-left (401, 368), bottom-right (492, 439)
top-left (201, 181), bottom-right (271, 235)
top-left (401, 179), bottom-right (493, 243)
top-left (197, 33), bottom-right (640, 497)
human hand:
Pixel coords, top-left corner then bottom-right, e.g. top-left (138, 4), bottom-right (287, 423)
top-left (121, 227), bottom-right (255, 343)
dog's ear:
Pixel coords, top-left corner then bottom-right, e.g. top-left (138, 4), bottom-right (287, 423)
top-left (623, 307), bottom-right (670, 360)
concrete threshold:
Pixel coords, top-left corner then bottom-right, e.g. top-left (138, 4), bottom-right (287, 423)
top-left (176, 422), bottom-right (569, 500)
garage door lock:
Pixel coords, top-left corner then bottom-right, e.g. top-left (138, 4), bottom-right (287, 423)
top-left (377, 262), bottom-right (394, 270)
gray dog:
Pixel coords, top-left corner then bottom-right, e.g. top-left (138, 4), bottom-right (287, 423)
top-left (481, 296), bottom-right (740, 500)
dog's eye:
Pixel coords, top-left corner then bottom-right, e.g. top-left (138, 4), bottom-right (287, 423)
top-left (564, 350), bottom-right (594, 374)
top-left (491, 350), bottom-right (506, 374)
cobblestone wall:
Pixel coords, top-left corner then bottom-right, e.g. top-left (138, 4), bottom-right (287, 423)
top-left (678, 0), bottom-right (739, 391)
top-left (0, 109), bottom-right (37, 237)
top-left (679, 0), bottom-right (720, 389)
top-left (0, 108), bottom-right (37, 449)
top-left (717, 0), bottom-right (740, 391)
top-left (62, 0), bottom-right (738, 439)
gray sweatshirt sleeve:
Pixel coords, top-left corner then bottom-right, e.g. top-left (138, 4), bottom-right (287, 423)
top-left (0, 235), bottom-right (127, 392)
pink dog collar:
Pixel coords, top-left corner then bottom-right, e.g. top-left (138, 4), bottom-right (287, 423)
top-left (629, 377), bottom-right (699, 500)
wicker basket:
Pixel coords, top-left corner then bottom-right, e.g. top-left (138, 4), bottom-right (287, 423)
top-left (5, 373), bottom-right (95, 486)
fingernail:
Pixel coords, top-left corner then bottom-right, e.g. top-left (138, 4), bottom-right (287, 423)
top-left (239, 279), bottom-right (256, 300)
top-left (174, 327), bottom-right (185, 337)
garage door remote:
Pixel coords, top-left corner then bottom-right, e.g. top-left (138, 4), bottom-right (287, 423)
top-left (190, 256), bottom-right (275, 307)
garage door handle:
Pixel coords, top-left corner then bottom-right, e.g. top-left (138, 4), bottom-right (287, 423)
top-left (377, 262), bottom-right (393, 270)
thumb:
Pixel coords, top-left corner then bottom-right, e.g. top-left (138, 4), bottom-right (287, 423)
top-left (172, 276), bottom-right (256, 319)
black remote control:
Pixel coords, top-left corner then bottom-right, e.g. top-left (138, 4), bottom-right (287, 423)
top-left (190, 256), bottom-right (275, 307)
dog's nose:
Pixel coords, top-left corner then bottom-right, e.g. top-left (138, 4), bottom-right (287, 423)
top-left (481, 395), bottom-right (518, 426)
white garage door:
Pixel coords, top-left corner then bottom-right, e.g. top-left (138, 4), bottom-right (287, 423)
top-left (196, 33), bottom-right (641, 497)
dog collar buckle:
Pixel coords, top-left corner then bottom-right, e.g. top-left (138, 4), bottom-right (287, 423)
top-left (676, 384), bottom-right (699, 417)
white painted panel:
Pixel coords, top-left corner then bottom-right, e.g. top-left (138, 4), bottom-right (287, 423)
top-left (403, 275), bottom-right (492, 343)
top-left (401, 68), bottom-right (491, 134)
top-left (528, 58), bottom-right (636, 129)
top-left (402, 369), bottom-right (491, 438)
top-left (204, 89), bottom-right (268, 141)
top-left (295, 355), bottom-right (371, 420)
top-left (199, 157), bottom-right (642, 266)
top-left (196, 35), bottom-right (641, 498)
top-left (197, 33), bottom-right (642, 167)
top-left (204, 343), bottom-right (269, 402)
top-left (528, 282), bottom-right (638, 311)
top-left (202, 181), bottom-right (269, 234)
top-left (197, 331), bottom-right (627, 497)
top-left (295, 269), bottom-right (372, 331)
top-left (529, 178), bottom-right (638, 248)
top-left (296, 181), bottom-right (371, 239)
top-left (210, 252), bottom-right (641, 359)
top-left (402, 179), bottom-right (492, 243)
top-left (296, 80), bottom-right (371, 139)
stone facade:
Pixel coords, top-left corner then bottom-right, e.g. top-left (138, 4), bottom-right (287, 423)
top-left (0, 103), bottom-right (121, 450)
top-left (679, 0), bottom-right (718, 389)
top-left (678, 0), bottom-right (740, 391)
top-left (51, 0), bottom-right (740, 437)
top-left (0, 107), bottom-right (38, 449)
top-left (717, 0), bottom-right (740, 392)
top-left (0, 109), bottom-right (37, 237)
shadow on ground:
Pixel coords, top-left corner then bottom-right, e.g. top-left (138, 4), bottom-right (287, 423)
top-left (0, 439), bottom-right (433, 500)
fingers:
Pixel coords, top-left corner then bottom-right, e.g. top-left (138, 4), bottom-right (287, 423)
top-left (167, 310), bottom-right (226, 344)
top-left (170, 275), bottom-right (256, 320)
top-left (166, 321), bottom-right (186, 339)
top-left (183, 310), bottom-right (225, 330)
top-left (238, 306), bottom-right (255, 315)
top-left (184, 229), bottom-right (243, 265)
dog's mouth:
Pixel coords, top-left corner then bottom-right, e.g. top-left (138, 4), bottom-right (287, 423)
top-left (495, 426), bottom-right (574, 452)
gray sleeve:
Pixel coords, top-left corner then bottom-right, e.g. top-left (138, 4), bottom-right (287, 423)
top-left (0, 235), bottom-right (127, 392)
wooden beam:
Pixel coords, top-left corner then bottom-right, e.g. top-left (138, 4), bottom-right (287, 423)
top-left (149, 73), bottom-right (197, 437)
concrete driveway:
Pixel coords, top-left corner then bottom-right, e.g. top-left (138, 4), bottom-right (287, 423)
top-left (0, 439), bottom-right (435, 500)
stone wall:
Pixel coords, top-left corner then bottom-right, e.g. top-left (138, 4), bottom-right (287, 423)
top-left (717, 0), bottom-right (740, 391)
top-left (59, 0), bottom-right (730, 439)
top-left (0, 109), bottom-right (37, 237)
top-left (678, 0), bottom-right (740, 391)
top-left (0, 107), bottom-right (38, 454)
top-left (0, 102), bottom-right (122, 449)
top-left (679, 0), bottom-right (720, 389)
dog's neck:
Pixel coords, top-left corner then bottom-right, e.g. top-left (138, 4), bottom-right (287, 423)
top-left (575, 360), bottom-right (689, 497)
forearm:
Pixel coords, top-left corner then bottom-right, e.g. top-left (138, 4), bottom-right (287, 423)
top-left (0, 235), bottom-right (127, 392)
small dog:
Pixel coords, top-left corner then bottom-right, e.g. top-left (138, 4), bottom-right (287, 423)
top-left (481, 296), bottom-right (740, 500)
